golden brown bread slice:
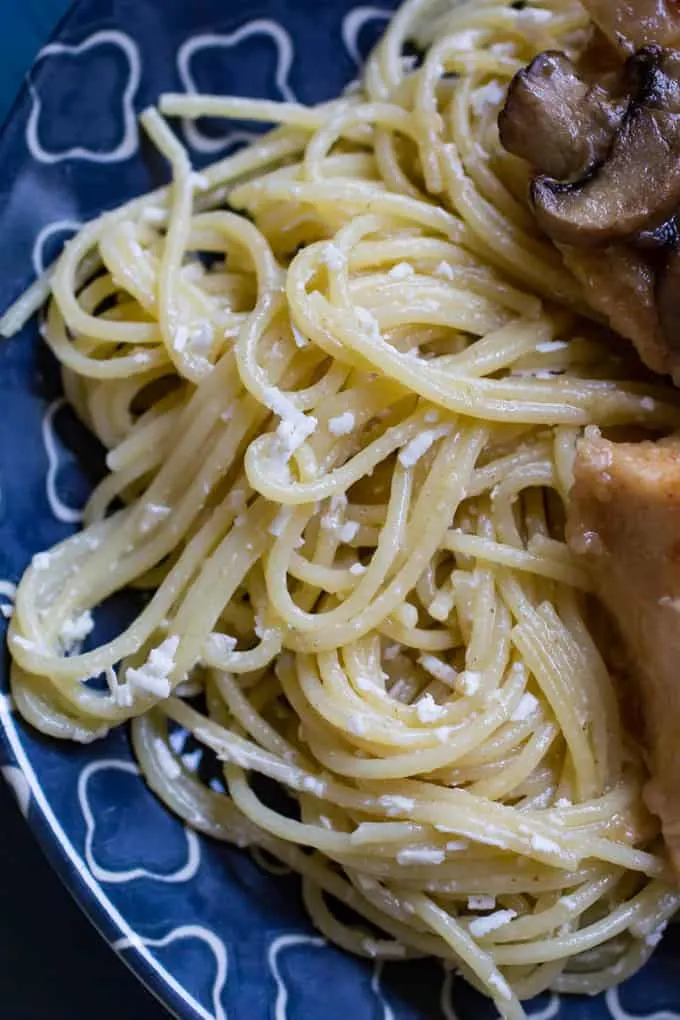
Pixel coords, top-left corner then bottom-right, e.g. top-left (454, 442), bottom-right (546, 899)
top-left (567, 430), bottom-right (680, 873)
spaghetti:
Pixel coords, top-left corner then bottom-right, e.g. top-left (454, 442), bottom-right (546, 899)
top-left (3, 0), bottom-right (680, 1016)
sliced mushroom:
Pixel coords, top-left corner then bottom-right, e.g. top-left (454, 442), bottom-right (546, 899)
top-left (498, 50), bottom-right (625, 181)
top-left (532, 48), bottom-right (680, 247)
top-left (657, 246), bottom-right (680, 356)
top-left (580, 0), bottom-right (680, 56)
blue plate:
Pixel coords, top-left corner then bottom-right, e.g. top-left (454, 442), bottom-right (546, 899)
top-left (0, 2), bottom-right (678, 1018)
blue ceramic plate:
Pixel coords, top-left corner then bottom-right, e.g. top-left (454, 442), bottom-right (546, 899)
top-left (0, 2), bottom-right (678, 1018)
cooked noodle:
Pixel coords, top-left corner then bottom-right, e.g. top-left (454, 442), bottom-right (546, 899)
top-left (3, 0), bottom-right (680, 1015)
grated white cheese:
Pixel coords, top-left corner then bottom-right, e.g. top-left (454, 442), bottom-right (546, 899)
top-left (415, 692), bottom-right (447, 723)
top-left (349, 562), bottom-right (367, 576)
top-left (264, 385), bottom-right (318, 459)
top-left (32, 551), bottom-right (52, 570)
top-left (518, 7), bottom-right (552, 22)
top-left (377, 794), bottom-right (416, 816)
top-left (468, 895), bottom-right (496, 911)
top-left (173, 325), bottom-right (189, 352)
top-left (469, 909), bottom-right (517, 937)
top-left (418, 653), bottom-right (457, 687)
top-left (126, 636), bottom-right (179, 699)
top-left (323, 242), bottom-right (346, 270)
top-left (347, 713), bottom-right (368, 736)
top-left (471, 81), bottom-right (505, 116)
top-left (511, 693), bottom-right (539, 722)
top-left (458, 670), bottom-right (481, 695)
top-left (356, 306), bottom-right (382, 341)
top-left (530, 833), bottom-right (562, 855)
top-left (384, 643), bottom-right (401, 661)
top-left (338, 520), bottom-right (359, 543)
top-left (658, 595), bottom-right (680, 611)
top-left (328, 411), bottom-right (355, 436)
top-left (387, 261), bottom-right (414, 279)
top-left (398, 426), bottom-right (450, 469)
top-left (59, 610), bottom-right (94, 654)
top-left (490, 41), bottom-right (517, 56)
top-left (268, 509), bottom-right (290, 537)
top-left (640, 396), bottom-right (656, 411)
top-left (189, 171), bottom-right (210, 191)
top-left (301, 776), bottom-right (327, 796)
top-left (554, 797), bottom-right (572, 808)
top-left (0, 603), bottom-right (13, 619)
top-left (142, 205), bottom-right (166, 225)
top-left (488, 973), bottom-right (513, 1001)
top-left (188, 320), bottom-right (212, 354)
top-left (204, 632), bottom-right (237, 659)
top-left (424, 410), bottom-right (439, 423)
top-left (435, 261), bottom-right (455, 281)
top-left (397, 846), bottom-right (446, 865)
top-left (448, 28), bottom-right (482, 50)
top-left (138, 502), bottom-right (171, 534)
top-left (536, 340), bottom-right (568, 353)
top-left (220, 406), bottom-right (234, 422)
top-left (645, 921), bottom-right (668, 947)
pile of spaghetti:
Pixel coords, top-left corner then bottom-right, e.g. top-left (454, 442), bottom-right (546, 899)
top-left (4, 0), bottom-right (680, 1015)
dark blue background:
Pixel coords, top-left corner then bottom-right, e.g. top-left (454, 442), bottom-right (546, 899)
top-left (0, 2), bottom-right (168, 1016)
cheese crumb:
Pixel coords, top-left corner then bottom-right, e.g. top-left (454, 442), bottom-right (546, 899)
top-left (488, 973), bottom-right (513, 1001)
top-left (338, 520), bottom-right (359, 543)
top-left (269, 509), bottom-right (289, 537)
top-left (173, 325), bottom-right (189, 352)
top-left (204, 632), bottom-right (238, 659)
top-left (469, 909), bottom-right (517, 937)
top-left (398, 427), bottom-right (450, 469)
top-left (59, 610), bottom-right (94, 654)
top-left (347, 713), bottom-right (368, 736)
top-left (300, 776), bottom-right (327, 796)
top-left (396, 846), bottom-right (446, 865)
top-left (435, 261), bottom-right (455, 281)
top-left (387, 262), bottom-right (414, 279)
top-left (510, 693), bottom-right (539, 722)
top-left (189, 171), bottom-right (210, 191)
top-left (415, 692), bottom-right (447, 722)
top-left (328, 411), bottom-right (355, 436)
top-left (458, 670), bottom-right (481, 695)
top-left (138, 502), bottom-right (171, 534)
top-left (530, 833), bottom-right (562, 855)
top-left (349, 562), bottom-right (366, 576)
top-left (264, 385), bottom-right (318, 459)
top-left (377, 794), bottom-right (416, 816)
top-left (471, 81), bottom-right (506, 116)
top-left (323, 242), bottom-right (346, 270)
top-left (536, 340), bottom-right (568, 353)
top-left (125, 636), bottom-right (179, 699)
top-left (356, 306), bottom-right (382, 341)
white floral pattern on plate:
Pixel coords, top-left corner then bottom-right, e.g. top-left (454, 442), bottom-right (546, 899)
top-left (177, 21), bottom-right (296, 154)
top-left (26, 30), bottom-right (141, 164)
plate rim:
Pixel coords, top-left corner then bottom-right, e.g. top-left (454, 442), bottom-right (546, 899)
top-left (0, 2), bottom-right (211, 1016)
